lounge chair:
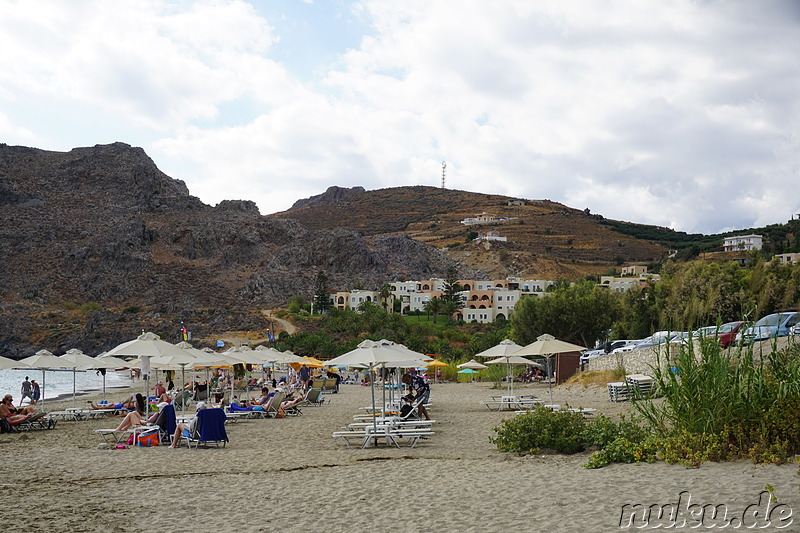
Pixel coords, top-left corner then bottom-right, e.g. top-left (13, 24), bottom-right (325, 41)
top-left (301, 388), bottom-right (325, 407)
top-left (322, 378), bottom-right (338, 393)
top-left (2, 412), bottom-right (56, 432)
top-left (193, 383), bottom-right (209, 402)
top-left (152, 404), bottom-right (177, 443)
top-left (172, 390), bottom-right (192, 410)
top-left (180, 408), bottom-right (228, 449)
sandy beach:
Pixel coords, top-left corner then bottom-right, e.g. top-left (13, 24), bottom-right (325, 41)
top-left (2, 381), bottom-right (798, 532)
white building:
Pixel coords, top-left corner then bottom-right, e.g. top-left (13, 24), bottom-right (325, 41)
top-left (723, 234), bottom-right (763, 251)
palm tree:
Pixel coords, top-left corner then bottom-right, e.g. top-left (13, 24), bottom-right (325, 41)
top-left (425, 297), bottom-right (442, 323)
top-left (378, 283), bottom-right (393, 314)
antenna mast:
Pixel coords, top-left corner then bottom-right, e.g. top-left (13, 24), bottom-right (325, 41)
top-left (441, 161), bottom-right (447, 189)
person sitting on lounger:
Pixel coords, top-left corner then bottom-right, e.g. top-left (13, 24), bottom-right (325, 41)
top-left (401, 373), bottom-right (431, 421)
top-left (1, 395), bottom-right (37, 425)
top-left (168, 401), bottom-right (207, 447)
top-left (245, 387), bottom-right (271, 407)
top-left (111, 400), bottom-right (170, 431)
top-left (2, 393), bottom-right (37, 415)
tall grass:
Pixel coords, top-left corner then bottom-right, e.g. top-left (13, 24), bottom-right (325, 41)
top-left (633, 335), bottom-right (800, 452)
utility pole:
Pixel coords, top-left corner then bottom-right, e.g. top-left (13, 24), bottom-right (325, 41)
top-left (441, 161), bottom-right (446, 189)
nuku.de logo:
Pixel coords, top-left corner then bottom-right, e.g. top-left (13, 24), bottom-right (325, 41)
top-left (619, 490), bottom-right (793, 529)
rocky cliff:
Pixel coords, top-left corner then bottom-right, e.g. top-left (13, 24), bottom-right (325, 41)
top-left (0, 143), bottom-right (481, 357)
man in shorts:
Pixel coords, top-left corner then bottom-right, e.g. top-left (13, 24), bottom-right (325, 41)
top-left (20, 377), bottom-right (34, 405)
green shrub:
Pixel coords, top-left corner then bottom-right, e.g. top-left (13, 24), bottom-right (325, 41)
top-left (491, 406), bottom-right (588, 454)
top-left (79, 302), bottom-right (102, 314)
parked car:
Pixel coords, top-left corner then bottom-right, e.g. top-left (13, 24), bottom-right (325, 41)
top-left (611, 339), bottom-right (645, 354)
top-left (633, 331), bottom-right (680, 350)
top-left (716, 321), bottom-right (745, 348)
top-left (736, 312), bottom-right (799, 344)
top-left (790, 322), bottom-right (800, 336)
top-left (580, 340), bottom-right (638, 363)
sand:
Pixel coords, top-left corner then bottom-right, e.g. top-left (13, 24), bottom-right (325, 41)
top-left (2, 381), bottom-right (798, 532)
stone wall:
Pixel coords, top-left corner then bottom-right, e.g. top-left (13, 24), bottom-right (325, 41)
top-left (585, 337), bottom-right (800, 375)
top-left (585, 345), bottom-right (679, 375)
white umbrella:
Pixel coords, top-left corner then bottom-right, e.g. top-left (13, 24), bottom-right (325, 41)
top-left (457, 359), bottom-right (488, 370)
top-left (0, 355), bottom-right (28, 370)
top-left (484, 354), bottom-right (538, 396)
top-left (18, 349), bottom-right (78, 411)
top-left (58, 349), bottom-right (99, 410)
top-left (101, 332), bottom-right (188, 400)
top-left (512, 334), bottom-right (587, 405)
top-left (475, 339), bottom-right (523, 358)
top-left (328, 339), bottom-right (424, 445)
top-left (89, 355), bottom-right (130, 403)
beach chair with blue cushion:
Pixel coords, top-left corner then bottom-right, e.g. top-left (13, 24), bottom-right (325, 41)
top-left (181, 408), bottom-right (228, 449)
top-left (153, 403), bottom-right (177, 444)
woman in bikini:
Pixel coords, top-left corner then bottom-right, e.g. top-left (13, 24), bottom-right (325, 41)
top-left (0, 395), bottom-right (35, 425)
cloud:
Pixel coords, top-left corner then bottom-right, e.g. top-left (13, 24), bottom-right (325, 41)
top-left (1, 0), bottom-right (798, 234)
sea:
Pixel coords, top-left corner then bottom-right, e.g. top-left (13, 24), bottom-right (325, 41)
top-left (0, 367), bottom-right (134, 404)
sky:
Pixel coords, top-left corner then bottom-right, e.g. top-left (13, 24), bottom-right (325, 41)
top-left (1, 0), bottom-right (799, 235)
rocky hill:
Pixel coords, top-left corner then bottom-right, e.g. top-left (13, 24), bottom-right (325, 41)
top-left (275, 186), bottom-right (669, 279)
top-left (0, 143), bottom-right (477, 357)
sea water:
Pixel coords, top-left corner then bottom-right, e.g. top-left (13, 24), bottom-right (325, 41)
top-left (0, 367), bottom-right (134, 403)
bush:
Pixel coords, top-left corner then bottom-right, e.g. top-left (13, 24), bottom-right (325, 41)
top-left (491, 406), bottom-right (588, 454)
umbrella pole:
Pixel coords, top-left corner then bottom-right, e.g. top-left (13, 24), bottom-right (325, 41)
top-left (103, 373), bottom-right (106, 403)
top-left (370, 365), bottom-right (378, 447)
top-left (181, 365), bottom-right (186, 419)
top-left (41, 369), bottom-right (46, 412)
top-left (72, 368), bottom-right (77, 410)
top-left (547, 355), bottom-right (553, 405)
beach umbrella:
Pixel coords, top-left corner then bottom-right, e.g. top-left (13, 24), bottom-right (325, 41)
top-left (426, 358), bottom-right (448, 383)
top-left (152, 350), bottom-right (203, 417)
top-left (484, 355), bottom-right (540, 396)
top-left (101, 332), bottom-right (188, 400)
top-left (89, 355), bottom-right (130, 402)
top-left (18, 349), bottom-right (78, 411)
top-left (475, 339), bottom-right (523, 358)
top-left (457, 359), bottom-right (488, 370)
top-left (59, 349), bottom-right (100, 410)
top-left (512, 334), bottom-right (587, 405)
top-left (327, 339), bottom-right (423, 445)
top-left (0, 355), bottom-right (28, 370)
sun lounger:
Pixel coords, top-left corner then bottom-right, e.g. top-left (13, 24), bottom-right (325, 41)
top-left (179, 408), bottom-right (228, 449)
top-left (4, 412), bottom-right (56, 432)
top-left (333, 424), bottom-right (436, 449)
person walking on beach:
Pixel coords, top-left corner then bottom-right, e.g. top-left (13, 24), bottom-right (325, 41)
top-left (20, 377), bottom-right (34, 405)
top-left (298, 364), bottom-right (311, 391)
top-left (31, 380), bottom-right (41, 405)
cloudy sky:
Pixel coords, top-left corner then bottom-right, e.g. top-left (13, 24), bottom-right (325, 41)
top-left (1, 0), bottom-right (799, 234)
